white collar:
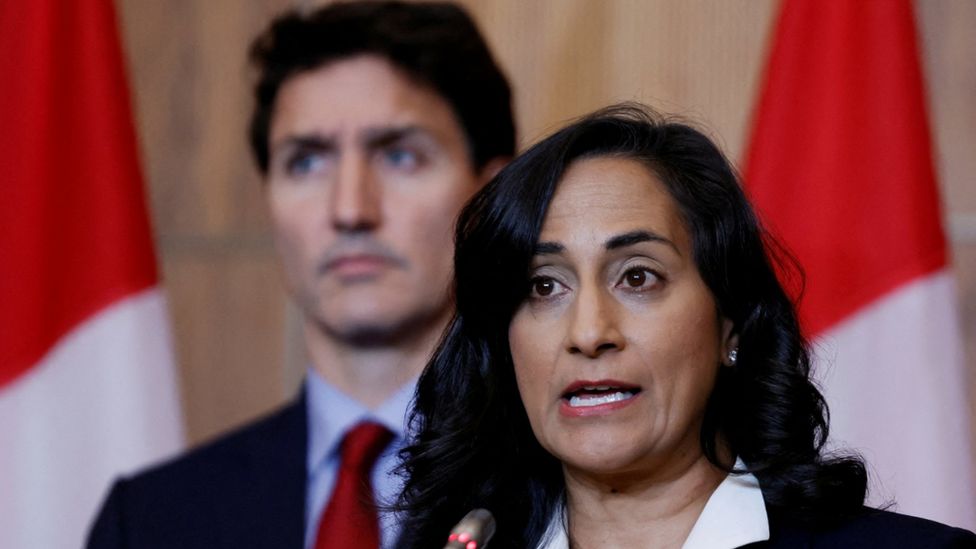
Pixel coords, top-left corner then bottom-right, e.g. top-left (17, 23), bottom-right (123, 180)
top-left (537, 460), bottom-right (769, 549)
top-left (681, 461), bottom-right (769, 549)
top-left (305, 367), bottom-right (415, 473)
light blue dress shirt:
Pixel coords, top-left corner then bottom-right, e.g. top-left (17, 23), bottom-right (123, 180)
top-left (304, 368), bottom-right (416, 549)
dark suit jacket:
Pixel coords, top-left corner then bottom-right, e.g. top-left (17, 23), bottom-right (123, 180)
top-left (86, 392), bottom-right (308, 549)
top-left (87, 393), bottom-right (976, 549)
top-left (745, 508), bottom-right (976, 548)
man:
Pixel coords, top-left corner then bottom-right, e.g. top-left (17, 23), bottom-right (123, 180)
top-left (86, 2), bottom-right (514, 548)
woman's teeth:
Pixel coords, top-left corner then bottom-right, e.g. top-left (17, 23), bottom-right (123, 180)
top-left (568, 391), bottom-right (634, 408)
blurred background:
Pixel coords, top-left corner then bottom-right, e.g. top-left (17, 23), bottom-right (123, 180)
top-left (114, 0), bottom-right (975, 449)
top-left (4, 2), bottom-right (973, 546)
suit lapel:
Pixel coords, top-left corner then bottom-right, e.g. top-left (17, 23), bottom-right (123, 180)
top-left (215, 391), bottom-right (308, 549)
top-left (749, 511), bottom-right (814, 549)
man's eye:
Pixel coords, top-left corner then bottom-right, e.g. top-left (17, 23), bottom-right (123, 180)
top-left (617, 267), bottom-right (660, 291)
top-left (286, 152), bottom-right (325, 177)
top-left (382, 147), bottom-right (420, 170)
top-left (529, 276), bottom-right (564, 298)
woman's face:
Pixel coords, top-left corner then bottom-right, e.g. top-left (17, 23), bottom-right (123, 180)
top-left (508, 155), bottom-right (735, 483)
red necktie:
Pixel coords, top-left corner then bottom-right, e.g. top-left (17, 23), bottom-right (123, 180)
top-left (314, 422), bottom-right (394, 549)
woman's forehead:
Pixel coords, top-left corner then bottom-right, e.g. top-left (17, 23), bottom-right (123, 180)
top-left (539, 156), bottom-right (689, 249)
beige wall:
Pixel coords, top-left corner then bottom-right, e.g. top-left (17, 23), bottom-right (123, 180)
top-left (116, 0), bottom-right (976, 446)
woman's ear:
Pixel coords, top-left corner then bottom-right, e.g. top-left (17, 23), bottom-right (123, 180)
top-left (720, 318), bottom-right (739, 367)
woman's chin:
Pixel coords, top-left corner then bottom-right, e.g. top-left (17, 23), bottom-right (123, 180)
top-left (558, 448), bottom-right (656, 484)
top-left (554, 439), bottom-right (705, 490)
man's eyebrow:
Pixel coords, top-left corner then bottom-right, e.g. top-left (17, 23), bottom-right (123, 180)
top-left (362, 125), bottom-right (427, 148)
top-left (272, 134), bottom-right (337, 154)
top-left (533, 241), bottom-right (564, 255)
top-left (605, 230), bottom-right (679, 254)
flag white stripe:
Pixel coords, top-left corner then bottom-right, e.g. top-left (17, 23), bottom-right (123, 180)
top-left (815, 270), bottom-right (975, 530)
top-left (0, 288), bottom-right (184, 549)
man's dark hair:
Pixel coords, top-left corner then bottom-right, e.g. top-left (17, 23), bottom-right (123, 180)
top-left (248, 1), bottom-right (515, 174)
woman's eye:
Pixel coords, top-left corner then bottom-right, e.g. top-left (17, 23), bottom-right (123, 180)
top-left (529, 276), bottom-right (564, 298)
top-left (618, 267), bottom-right (660, 291)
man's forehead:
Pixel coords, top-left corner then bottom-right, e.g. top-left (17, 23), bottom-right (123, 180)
top-left (268, 55), bottom-right (456, 141)
top-left (270, 102), bottom-right (432, 145)
top-left (271, 124), bottom-right (432, 153)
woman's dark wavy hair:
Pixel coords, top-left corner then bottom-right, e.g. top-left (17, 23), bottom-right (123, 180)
top-left (397, 103), bottom-right (867, 548)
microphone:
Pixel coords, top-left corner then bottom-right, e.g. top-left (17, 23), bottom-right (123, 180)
top-left (442, 508), bottom-right (496, 549)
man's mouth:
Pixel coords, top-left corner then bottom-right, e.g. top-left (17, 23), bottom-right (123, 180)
top-left (317, 239), bottom-right (408, 277)
top-left (327, 254), bottom-right (389, 269)
top-left (322, 254), bottom-right (401, 279)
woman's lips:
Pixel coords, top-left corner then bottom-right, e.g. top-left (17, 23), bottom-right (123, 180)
top-left (559, 380), bottom-right (642, 417)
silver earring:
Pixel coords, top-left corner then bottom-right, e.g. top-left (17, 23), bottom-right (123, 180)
top-left (728, 348), bottom-right (738, 365)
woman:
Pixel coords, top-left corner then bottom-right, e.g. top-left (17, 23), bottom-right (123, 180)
top-left (396, 104), bottom-right (975, 548)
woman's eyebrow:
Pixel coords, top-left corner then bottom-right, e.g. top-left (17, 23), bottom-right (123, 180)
top-left (605, 230), bottom-right (679, 255)
top-left (533, 241), bottom-right (564, 255)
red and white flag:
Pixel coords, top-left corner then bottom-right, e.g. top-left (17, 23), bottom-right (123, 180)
top-left (745, 0), bottom-right (975, 529)
top-left (0, 0), bottom-right (184, 546)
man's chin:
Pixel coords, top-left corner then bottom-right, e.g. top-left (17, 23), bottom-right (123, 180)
top-left (330, 322), bottom-right (407, 347)
top-left (312, 308), bottom-right (449, 349)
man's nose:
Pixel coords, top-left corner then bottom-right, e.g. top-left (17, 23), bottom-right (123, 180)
top-left (330, 154), bottom-right (381, 231)
top-left (566, 285), bottom-right (625, 358)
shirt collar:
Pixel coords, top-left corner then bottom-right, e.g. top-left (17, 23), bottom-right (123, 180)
top-left (682, 459), bottom-right (769, 549)
top-left (537, 459), bottom-right (769, 549)
top-left (305, 367), bottom-right (415, 473)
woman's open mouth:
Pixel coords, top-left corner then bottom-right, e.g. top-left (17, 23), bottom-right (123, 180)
top-left (560, 380), bottom-right (642, 416)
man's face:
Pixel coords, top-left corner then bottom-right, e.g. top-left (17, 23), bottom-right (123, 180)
top-left (266, 55), bottom-right (485, 346)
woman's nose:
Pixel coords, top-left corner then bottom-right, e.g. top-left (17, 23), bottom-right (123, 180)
top-left (565, 286), bottom-right (625, 358)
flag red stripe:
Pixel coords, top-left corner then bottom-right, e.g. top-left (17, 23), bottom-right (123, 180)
top-left (744, 0), bottom-right (946, 337)
top-left (0, 0), bottom-right (157, 386)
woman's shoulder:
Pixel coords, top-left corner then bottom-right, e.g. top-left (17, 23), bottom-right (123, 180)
top-left (761, 508), bottom-right (976, 548)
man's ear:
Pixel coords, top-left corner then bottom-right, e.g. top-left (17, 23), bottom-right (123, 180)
top-left (477, 156), bottom-right (510, 186)
top-left (721, 318), bottom-right (739, 367)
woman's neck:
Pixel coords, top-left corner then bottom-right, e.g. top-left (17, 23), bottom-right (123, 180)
top-left (563, 453), bottom-right (727, 549)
